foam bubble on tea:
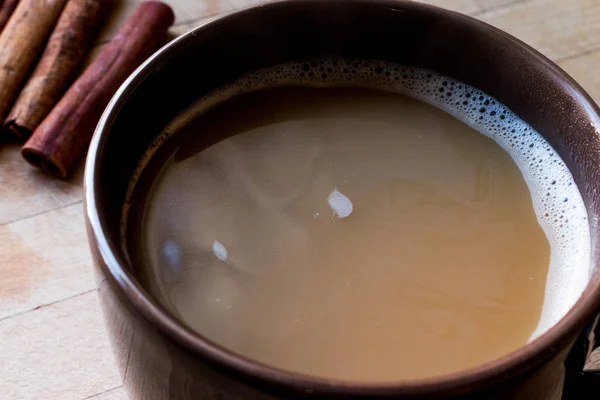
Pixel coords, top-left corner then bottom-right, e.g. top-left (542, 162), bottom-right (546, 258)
top-left (124, 58), bottom-right (591, 381)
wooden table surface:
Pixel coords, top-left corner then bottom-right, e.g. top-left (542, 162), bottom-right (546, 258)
top-left (1, 0), bottom-right (600, 398)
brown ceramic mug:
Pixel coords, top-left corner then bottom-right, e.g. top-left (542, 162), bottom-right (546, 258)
top-left (84, 0), bottom-right (600, 398)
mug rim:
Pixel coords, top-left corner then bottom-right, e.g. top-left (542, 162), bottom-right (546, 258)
top-left (84, 0), bottom-right (600, 396)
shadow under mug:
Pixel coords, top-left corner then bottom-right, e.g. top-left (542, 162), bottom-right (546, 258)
top-left (84, 0), bottom-right (600, 398)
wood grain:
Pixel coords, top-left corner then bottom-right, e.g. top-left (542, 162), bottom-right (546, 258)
top-left (474, 0), bottom-right (520, 12)
top-left (86, 387), bottom-right (127, 399)
top-left (0, 144), bottom-right (82, 226)
top-left (0, 292), bottom-right (121, 400)
top-left (0, 1), bottom-right (599, 400)
top-left (169, 14), bottom-right (216, 36)
top-left (416, 0), bottom-right (482, 14)
top-left (559, 49), bottom-right (600, 103)
top-left (478, 0), bottom-right (600, 61)
top-left (0, 202), bottom-right (93, 320)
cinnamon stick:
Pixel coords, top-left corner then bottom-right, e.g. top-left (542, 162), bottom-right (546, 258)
top-left (0, 0), bottom-right (19, 34)
top-left (22, 1), bottom-right (175, 178)
top-left (5, 0), bottom-right (111, 139)
top-left (0, 0), bottom-right (68, 131)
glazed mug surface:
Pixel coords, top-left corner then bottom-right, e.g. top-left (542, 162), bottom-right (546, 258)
top-left (85, 0), bottom-right (600, 398)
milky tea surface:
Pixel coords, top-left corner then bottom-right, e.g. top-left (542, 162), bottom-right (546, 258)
top-left (124, 58), bottom-right (591, 381)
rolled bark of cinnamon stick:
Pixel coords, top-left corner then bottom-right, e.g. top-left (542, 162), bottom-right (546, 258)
top-left (0, 0), bottom-right (68, 131)
top-left (22, 1), bottom-right (175, 178)
top-left (5, 0), bottom-right (111, 139)
top-left (0, 0), bottom-right (20, 34)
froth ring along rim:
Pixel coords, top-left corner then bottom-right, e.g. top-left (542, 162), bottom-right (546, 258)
top-left (84, 0), bottom-right (600, 396)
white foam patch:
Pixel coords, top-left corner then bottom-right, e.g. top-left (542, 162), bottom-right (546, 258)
top-left (126, 57), bottom-right (592, 341)
top-left (328, 188), bottom-right (353, 219)
top-left (213, 240), bottom-right (228, 262)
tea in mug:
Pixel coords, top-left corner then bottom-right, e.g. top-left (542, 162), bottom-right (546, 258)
top-left (124, 59), bottom-right (591, 381)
